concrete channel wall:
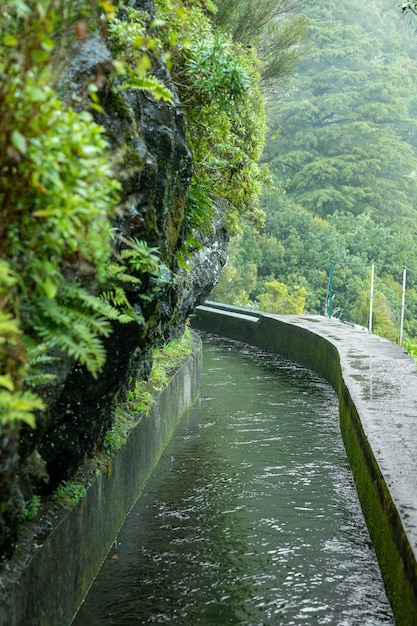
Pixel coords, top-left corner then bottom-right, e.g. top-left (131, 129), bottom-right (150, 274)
top-left (0, 336), bottom-right (202, 626)
top-left (192, 301), bottom-right (417, 626)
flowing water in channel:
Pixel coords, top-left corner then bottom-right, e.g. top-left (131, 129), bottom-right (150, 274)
top-left (74, 334), bottom-right (394, 626)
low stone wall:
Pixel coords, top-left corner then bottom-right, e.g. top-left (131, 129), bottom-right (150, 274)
top-left (0, 335), bottom-right (202, 626)
top-left (192, 302), bottom-right (417, 626)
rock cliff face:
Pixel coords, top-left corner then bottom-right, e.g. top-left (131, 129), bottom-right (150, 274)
top-left (0, 0), bottom-right (228, 553)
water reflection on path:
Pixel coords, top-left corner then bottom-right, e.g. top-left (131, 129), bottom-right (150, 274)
top-left (74, 335), bottom-right (394, 625)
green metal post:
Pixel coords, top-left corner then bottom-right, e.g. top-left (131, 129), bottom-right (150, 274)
top-left (328, 261), bottom-right (334, 318)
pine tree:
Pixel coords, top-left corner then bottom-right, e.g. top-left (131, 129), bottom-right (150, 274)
top-left (265, 0), bottom-right (417, 231)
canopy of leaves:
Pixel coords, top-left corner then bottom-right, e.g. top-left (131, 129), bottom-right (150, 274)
top-left (266, 2), bottom-right (417, 230)
top-left (212, 0), bottom-right (417, 341)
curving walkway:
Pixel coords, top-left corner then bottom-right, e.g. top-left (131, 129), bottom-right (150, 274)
top-left (192, 301), bottom-right (417, 626)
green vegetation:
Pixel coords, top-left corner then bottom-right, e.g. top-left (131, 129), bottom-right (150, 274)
top-left (156, 0), bottom-right (269, 233)
top-left (107, 4), bottom-right (173, 102)
top-left (0, 0), bottom-right (139, 429)
top-left (105, 327), bottom-right (197, 455)
top-left (212, 0), bottom-right (417, 346)
top-left (23, 495), bottom-right (41, 521)
top-left (125, 325), bottom-right (196, 412)
top-left (1, 0), bottom-right (288, 433)
top-left (52, 480), bottom-right (87, 508)
top-left (212, 0), bottom-right (308, 88)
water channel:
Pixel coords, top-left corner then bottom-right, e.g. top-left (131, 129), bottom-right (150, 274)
top-left (73, 334), bottom-right (394, 625)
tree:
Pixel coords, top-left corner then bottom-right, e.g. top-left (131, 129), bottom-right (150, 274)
top-left (265, 0), bottom-right (417, 231)
top-left (256, 279), bottom-right (306, 314)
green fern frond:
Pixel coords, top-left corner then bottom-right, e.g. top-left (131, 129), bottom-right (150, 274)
top-left (60, 283), bottom-right (121, 322)
top-left (104, 261), bottom-right (142, 285)
top-left (115, 76), bottom-right (173, 102)
top-left (0, 311), bottom-right (20, 338)
top-left (25, 343), bottom-right (56, 368)
top-left (24, 372), bottom-right (56, 387)
top-left (61, 281), bottom-right (143, 325)
top-left (0, 388), bottom-right (44, 427)
top-left (119, 238), bottom-right (170, 285)
top-left (100, 286), bottom-right (131, 308)
top-left (186, 182), bottom-right (216, 232)
top-left (24, 273), bottom-right (146, 377)
top-left (32, 297), bottom-right (112, 338)
top-left (28, 297), bottom-right (109, 377)
top-left (24, 343), bottom-right (57, 388)
top-left (100, 287), bottom-right (144, 324)
top-left (36, 320), bottom-right (107, 377)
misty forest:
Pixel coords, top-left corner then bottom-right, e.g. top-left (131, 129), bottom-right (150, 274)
top-left (211, 0), bottom-right (417, 348)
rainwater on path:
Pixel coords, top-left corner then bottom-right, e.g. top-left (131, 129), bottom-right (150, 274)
top-left (73, 334), bottom-right (394, 626)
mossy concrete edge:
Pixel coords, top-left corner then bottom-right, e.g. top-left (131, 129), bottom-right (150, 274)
top-left (192, 302), bottom-right (417, 626)
top-left (0, 333), bottom-right (202, 626)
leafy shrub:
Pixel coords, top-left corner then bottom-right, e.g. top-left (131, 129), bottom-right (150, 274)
top-left (156, 0), bottom-right (267, 234)
top-left (183, 32), bottom-right (250, 106)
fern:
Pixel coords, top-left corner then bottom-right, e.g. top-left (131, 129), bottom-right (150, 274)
top-left (35, 320), bottom-right (108, 377)
top-left (115, 76), bottom-right (173, 102)
top-left (61, 282), bottom-right (125, 322)
top-left (0, 311), bottom-right (20, 338)
top-left (24, 344), bottom-right (57, 388)
top-left (186, 182), bottom-right (216, 232)
top-left (25, 272), bottom-right (148, 377)
top-left (100, 286), bottom-right (131, 308)
top-left (27, 296), bottom-right (109, 377)
top-left (0, 381), bottom-right (44, 428)
top-left (104, 261), bottom-right (142, 284)
top-left (119, 238), bottom-right (171, 290)
top-left (100, 286), bottom-right (144, 324)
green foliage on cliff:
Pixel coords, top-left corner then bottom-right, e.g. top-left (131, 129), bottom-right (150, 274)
top-left (106, 327), bottom-right (196, 454)
top-left (0, 0), bottom-right (166, 428)
top-left (0, 0), bottom-right (297, 430)
top-left (107, 4), bottom-right (173, 102)
top-left (1, 1), bottom-right (116, 425)
top-left (156, 0), bottom-right (268, 232)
